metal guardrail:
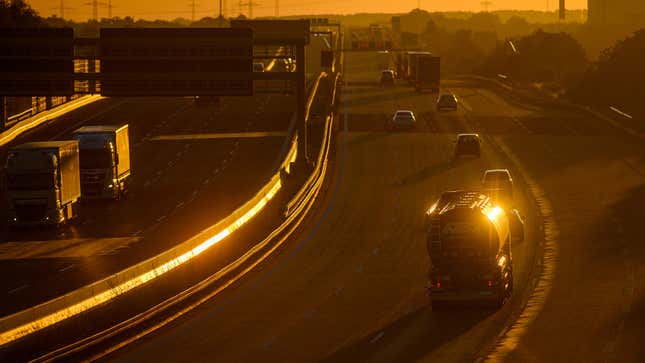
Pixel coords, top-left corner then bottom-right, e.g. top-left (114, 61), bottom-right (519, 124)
top-left (285, 72), bottom-right (341, 217)
top-left (5, 108), bottom-right (33, 128)
top-left (0, 70), bottom-right (332, 348)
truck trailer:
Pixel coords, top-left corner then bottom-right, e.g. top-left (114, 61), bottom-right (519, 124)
top-left (5, 140), bottom-right (81, 227)
top-left (426, 190), bottom-right (514, 307)
top-left (415, 55), bottom-right (440, 92)
top-left (406, 51), bottom-right (431, 84)
top-left (73, 124), bottom-right (131, 199)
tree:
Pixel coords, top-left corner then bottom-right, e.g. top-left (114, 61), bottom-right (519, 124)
top-left (570, 30), bottom-right (645, 117)
top-left (0, 0), bottom-right (45, 27)
top-left (480, 29), bottom-right (588, 84)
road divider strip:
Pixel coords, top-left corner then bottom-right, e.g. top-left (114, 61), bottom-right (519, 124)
top-left (0, 95), bottom-right (103, 147)
top-left (0, 71), bottom-right (332, 348)
top-left (151, 132), bottom-right (287, 141)
top-left (463, 75), bottom-right (644, 141)
top-left (285, 72), bottom-right (341, 217)
top-left (27, 71), bottom-right (340, 361)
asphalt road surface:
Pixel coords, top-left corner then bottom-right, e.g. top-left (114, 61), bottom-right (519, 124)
top-left (108, 52), bottom-right (552, 362)
top-left (0, 92), bottom-right (296, 316)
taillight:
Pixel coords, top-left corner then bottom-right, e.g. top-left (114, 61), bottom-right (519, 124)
top-left (487, 280), bottom-right (493, 287)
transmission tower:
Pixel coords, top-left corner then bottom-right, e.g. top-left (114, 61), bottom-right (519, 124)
top-left (51, 0), bottom-right (74, 18)
top-left (84, 0), bottom-right (101, 20)
top-left (189, 0), bottom-right (197, 21)
top-left (238, 0), bottom-right (259, 18)
top-left (106, 0), bottom-right (114, 18)
top-left (481, 1), bottom-right (492, 12)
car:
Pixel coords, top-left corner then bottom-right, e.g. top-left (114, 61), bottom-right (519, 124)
top-left (454, 133), bottom-right (480, 158)
top-left (380, 69), bottom-right (395, 86)
top-left (253, 62), bottom-right (265, 72)
top-left (387, 110), bottom-right (416, 131)
top-left (437, 93), bottom-right (458, 111)
top-left (482, 169), bottom-right (514, 203)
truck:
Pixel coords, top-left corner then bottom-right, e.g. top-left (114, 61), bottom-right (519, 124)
top-left (405, 51), bottom-right (431, 84)
top-left (5, 140), bottom-right (81, 227)
top-left (73, 125), bottom-right (131, 199)
top-left (426, 190), bottom-right (514, 307)
top-left (415, 54), bottom-right (440, 92)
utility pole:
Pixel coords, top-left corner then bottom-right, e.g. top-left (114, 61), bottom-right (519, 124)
top-left (219, 0), bottom-right (223, 18)
top-left (191, 0), bottom-right (197, 21)
top-left (559, 0), bottom-right (565, 20)
top-left (107, 0), bottom-right (113, 18)
top-left (275, 0), bottom-right (278, 17)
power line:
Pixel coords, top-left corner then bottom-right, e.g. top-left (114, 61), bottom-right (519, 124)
top-left (51, 0), bottom-right (74, 18)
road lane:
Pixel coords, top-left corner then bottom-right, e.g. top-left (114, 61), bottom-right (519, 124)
top-left (111, 52), bottom-right (540, 363)
top-left (0, 93), bottom-right (295, 316)
top-left (448, 83), bottom-right (645, 362)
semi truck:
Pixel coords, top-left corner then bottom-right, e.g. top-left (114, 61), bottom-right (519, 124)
top-left (415, 55), bottom-right (440, 92)
top-left (73, 124), bottom-right (131, 199)
top-left (426, 190), bottom-right (514, 307)
top-left (406, 51), bottom-right (430, 83)
top-left (5, 140), bottom-right (81, 227)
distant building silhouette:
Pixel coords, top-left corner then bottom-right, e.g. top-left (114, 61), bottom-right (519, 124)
top-left (588, 0), bottom-right (645, 26)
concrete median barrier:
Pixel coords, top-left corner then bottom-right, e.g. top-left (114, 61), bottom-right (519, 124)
top-left (0, 70), bottom-right (336, 347)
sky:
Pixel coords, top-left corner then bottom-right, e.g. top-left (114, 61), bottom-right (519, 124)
top-left (29, 0), bottom-right (588, 21)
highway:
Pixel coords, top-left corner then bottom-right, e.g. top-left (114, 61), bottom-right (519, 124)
top-left (0, 92), bottom-right (296, 316)
top-left (3, 47), bottom-right (643, 362)
top-left (108, 51), bottom-right (545, 362)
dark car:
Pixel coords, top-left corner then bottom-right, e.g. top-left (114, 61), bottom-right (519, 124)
top-left (387, 110), bottom-right (416, 131)
top-left (454, 133), bottom-right (481, 158)
top-left (380, 70), bottom-right (395, 86)
top-left (482, 169), bottom-right (514, 203)
top-left (437, 93), bottom-right (458, 111)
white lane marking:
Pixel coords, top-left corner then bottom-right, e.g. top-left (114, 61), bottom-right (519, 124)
top-left (7, 285), bottom-right (30, 295)
top-left (132, 230), bottom-right (143, 236)
top-left (356, 264), bottom-right (363, 273)
top-left (176, 201), bottom-right (185, 209)
top-left (58, 264), bottom-right (76, 272)
top-left (156, 215), bottom-right (166, 222)
top-left (372, 247), bottom-right (380, 255)
top-left (370, 331), bottom-right (385, 344)
top-left (144, 181), bottom-right (152, 188)
top-left (610, 106), bottom-right (633, 119)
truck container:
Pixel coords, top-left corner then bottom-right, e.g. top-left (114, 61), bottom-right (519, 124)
top-left (405, 51), bottom-right (431, 84)
top-left (415, 55), bottom-right (440, 92)
top-left (426, 190), bottom-right (514, 307)
top-left (5, 140), bottom-right (80, 226)
top-left (73, 124), bottom-right (131, 199)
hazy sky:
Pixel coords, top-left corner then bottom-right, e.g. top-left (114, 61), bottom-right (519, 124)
top-left (30, 0), bottom-right (588, 21)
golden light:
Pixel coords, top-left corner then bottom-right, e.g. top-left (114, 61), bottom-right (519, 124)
top-left (486, 206), bottom-right (503, 222)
